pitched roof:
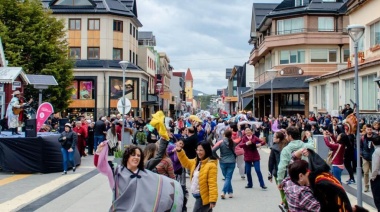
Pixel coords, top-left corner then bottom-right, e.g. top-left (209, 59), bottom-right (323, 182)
top-left (41, 0), bottom-right (142, 26)
top-left (173, 71), bottom-right (185, 78)
top-left (251, 3), bottom-right (278, 30)
top-left (185, 68), bottom-right (193, 81)
top-left (255, 76), bottom-right (313, 90)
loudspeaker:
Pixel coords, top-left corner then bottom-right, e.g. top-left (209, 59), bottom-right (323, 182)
top-left (25, 119), bottom-right (37, 138)
top-left (59, 118), bottom-right (69, 133)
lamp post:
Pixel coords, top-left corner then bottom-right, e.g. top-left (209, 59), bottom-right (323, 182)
top-left (266, 69), bottom-right (278, 118)
top-left (156, 83), bottom-right (162, 111)
top-left (347, 24), bottom-right (365, 206)
top-left (119, 60), bottom-right (129, 146)
top-left (249, 81), bottom-right (257, 118)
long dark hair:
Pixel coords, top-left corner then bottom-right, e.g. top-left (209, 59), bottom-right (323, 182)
top-left (274, 131), bottom-right (288, 151)
top-left (337, 133), bottom-right (348, 146)
top-left (122, 145), bottom-right (145, 171)
top-left (195, 141), bottom-right (215, 169)
top-left (111, 122), bottom-right (116, 136)
top-left (224, 129), bottom-right (234, 151)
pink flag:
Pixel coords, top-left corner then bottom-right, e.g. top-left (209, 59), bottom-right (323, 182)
top-left (36, 102), bottom-right (54, 132)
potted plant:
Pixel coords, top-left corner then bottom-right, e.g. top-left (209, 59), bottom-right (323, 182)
top-left (113, 149), bottom-right (124, 165)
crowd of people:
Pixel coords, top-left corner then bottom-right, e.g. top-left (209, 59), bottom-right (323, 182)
top-left (52, 104), bottom-right (380, 212)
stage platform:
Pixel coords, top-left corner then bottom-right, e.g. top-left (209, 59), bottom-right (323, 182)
top-left (0, 131), bottom-right (81, 174)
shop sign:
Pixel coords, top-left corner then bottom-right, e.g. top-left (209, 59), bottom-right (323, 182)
top-left (280, 67), bottom-right (304, 76)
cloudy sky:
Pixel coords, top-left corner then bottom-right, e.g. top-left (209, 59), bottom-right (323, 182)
top-left (137, 0), bottom-right (281, 94)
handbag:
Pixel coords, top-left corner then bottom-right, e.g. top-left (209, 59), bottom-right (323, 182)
top-left (326, 144), bottom-right (341, 165)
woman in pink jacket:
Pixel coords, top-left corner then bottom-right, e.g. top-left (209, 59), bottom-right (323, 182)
top-left (239, 127), bottom-right (267, 189)
top-left (230, 124), bottom-right (245, 179)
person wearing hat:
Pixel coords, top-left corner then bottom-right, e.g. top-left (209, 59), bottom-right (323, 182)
top-left (58, 123), bottom-right (78, 175)
top-left (5, 90), bottom-right (25, 135)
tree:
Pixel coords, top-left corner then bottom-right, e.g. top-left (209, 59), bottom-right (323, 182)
top-left (0, 0), bottom-right (74, 112)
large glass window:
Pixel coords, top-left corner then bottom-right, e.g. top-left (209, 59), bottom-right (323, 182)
top-left (370, 21), bottom-right (380, 47)
top-left (55, 0), bottom-right (93, 6)
top-left (343, 49), bottom-right (350, 62)
top-left (113, 48), bottom-right (122, 60)
top-left (281, 94), bottom-right (305, 106)
top-left (87, 47), bottom-right (99, 59)
top-left (321, 85), bottom-right (326, 109)
top-left (313, 86), bottom-right (318, 104)
top-left (70, 80), bottom-right (94, 100)
top-left (280, 50), bottom-right (305, 64)
top-left (110, 77), bottom-right (138, 100)
top-left (69, 47), bottom-right (80, 59)
top-left (277, 17), bottom-right (304, 35)
top-left (88, 19), bottom-right (100, 30)
top-left (141, 80), bottom-right (148, 102)
top-left (362, 74), bottom-right (376, 110)
top-left (332, 82), bottom-right (339, 110)
top-left (69, 19), bottom-right (81, 30)
top-left (318, 17), bottom-right (334, 31)
top-left (311, 49), bottom-right (337, 62)
top-left (344, 79), bottom-right (355, 107)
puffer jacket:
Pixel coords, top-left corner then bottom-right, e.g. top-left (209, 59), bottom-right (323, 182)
top-left (177, 149), bottom-right (218, 206)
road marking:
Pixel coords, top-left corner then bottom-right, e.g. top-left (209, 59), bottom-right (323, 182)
top-left (0, 174), bottom-right (31, 187)
top-left (0, 174), bottom-right (82, 211)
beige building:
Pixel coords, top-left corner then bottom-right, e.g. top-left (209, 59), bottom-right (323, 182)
top-left (244, 1), bottom-right (349, 117)
top-left (307, 0), bottom-right (380, 116)
top-left (41, 0), bottom-right (152, 119)
top-left (157, 52), bottom-right (173, 113)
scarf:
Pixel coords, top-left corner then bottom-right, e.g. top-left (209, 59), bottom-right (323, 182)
top-left (96, 141), bottom-right (115, 188)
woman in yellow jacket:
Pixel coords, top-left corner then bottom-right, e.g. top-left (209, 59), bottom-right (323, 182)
top-left (176, 141), bottom-right (218, 212)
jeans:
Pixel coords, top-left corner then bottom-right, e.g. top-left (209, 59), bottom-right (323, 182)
top-left (245, 161), bottom-right (265, 187)
top-left (61, 147), bottom-right (75, 171)
top-left (93, 135), bottom-right (104, 152)
top-left (193, 197), bottom-right (212, 212)
top-left (220, 163), bottom-right (235, 194)
top-left (332, 166), bottom-right (343, 183)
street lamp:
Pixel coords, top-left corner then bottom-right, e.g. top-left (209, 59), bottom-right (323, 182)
top-left (249, 81), bottom-right (257, 118)
top-left (347, 24), bottom-right (365, 206)
top-left (156, 83), bottom-right (162, 111)
top-left (266, 69), bottom-right (277, 118)
top-left (119, 60), bottom-right (129, 147)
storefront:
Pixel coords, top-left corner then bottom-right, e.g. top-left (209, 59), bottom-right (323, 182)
top-left (108, 77), bottom-right (140, 117)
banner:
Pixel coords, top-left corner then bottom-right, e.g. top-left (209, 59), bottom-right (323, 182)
top-left (36, 102), bottom-right (54, 132)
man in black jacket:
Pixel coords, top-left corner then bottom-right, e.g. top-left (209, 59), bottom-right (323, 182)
top-left (341, 104), bottom-right (354, 119)
top-left (93, 117), bottom-right (107, 154)
top-left (362, 124), bottom-right (377, 192)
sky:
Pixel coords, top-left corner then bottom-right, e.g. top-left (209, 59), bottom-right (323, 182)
top-left (137, 0), bottom-right (281, 95)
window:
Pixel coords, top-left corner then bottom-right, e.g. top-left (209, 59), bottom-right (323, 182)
top-left (136, 54), bottom-right (138, 66)
top-left (310, 49), bottom-right (336, 62)
top-left (113, 48), bottom-right (122, 60)
top-left (55, 0), bottom-right (93, 6)
top-left (277, 17), bottom-right (304, 35)
top-left (313, 86), bottom-right (318, 104)
top-left (344, 79), bottom-right (355, 107)
top-left (370, 21), bottom-right (380, 47)
top-left (332, 82), bottom-right (339, 110)
top-left (141, 80), bottom-right (148, 102)
top-left (321, 85), bottom-right (326, 109)
top-left (136, 29), bottom-right (138, 40)
top-left (295, 0), bottom-right (303, 7)
top-left (281, 94), bottom-right (304, 106)
top-left (69, 19), bottom-right (81, 30)
top-left (130, 23), bottom-right (132, 35)
top-left (69, 47), bottom-right (81, 59)
top-left (358, 35), bottom-right (365, 51)
top-left (113, 20), bottom-right (123, 32)
top-left (343, 49), bottom-right (350, 62)
top-left (88, 19), bottom-right (100, 30)
top-left (87, 47), bottom-right (99, 59)
top-left (318, 17), bottom-right (334, 32)
top-left (362, 74), bottom-right (376, 110)
top-left (133, 26), bottom-right (136, 38)
top-left (132, 52), bottom-right (135, 64)
top-left (129, 50), bottom-right (132, 62)
top-left (280, 50), bottom-right (305, 64)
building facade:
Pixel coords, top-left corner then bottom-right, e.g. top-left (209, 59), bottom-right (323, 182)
top-left (41, 0), bottom-right (151, 119)
top-left (244, 0), bottom-right (349, 117)
top-left (307, 0), bottom-right (380, 118)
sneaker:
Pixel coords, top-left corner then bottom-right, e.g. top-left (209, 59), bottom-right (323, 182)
top-left (62, 171), bottom-right (67, 175)
top-left (364, 187), bottom-right (370, 192)
top-left (346, 179), bottom-right (356, 185)
top-left (221, 193), bottom-right (225, 199)
top-left (278, 203), bottom-right (288, 212)
top-left (241, 176), bottom-right (246, 179)
top-left (261, 186), bottom-right (267, 190)
top-left (228, 194), bottom-right (233, 198)
top-left (73, 167), bottom-right (76, 172)
top-left (245, 185), bottom-right (253, 188)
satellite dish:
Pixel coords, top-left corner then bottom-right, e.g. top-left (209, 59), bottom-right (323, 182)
top-left (117, 98), bottom-right (131, 114)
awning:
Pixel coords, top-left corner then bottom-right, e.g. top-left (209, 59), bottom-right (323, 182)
top-left (255, 76), bottom-right (312, 91)
top-left (0, 67), bottom-right (29, 84)
top-left (242, 97), bottom-right (252, 109)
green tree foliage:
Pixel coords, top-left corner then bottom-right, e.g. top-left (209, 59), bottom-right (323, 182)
top-left (0, 0), bottom-right (74, 112)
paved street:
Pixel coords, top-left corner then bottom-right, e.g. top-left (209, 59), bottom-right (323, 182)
top-left (0, 148), bottom-right (377, 212)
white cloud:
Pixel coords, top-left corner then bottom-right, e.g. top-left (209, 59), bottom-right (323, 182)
top-left (137, 0), bottom-right (281, 94)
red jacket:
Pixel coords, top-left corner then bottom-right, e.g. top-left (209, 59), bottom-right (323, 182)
top-left (239, 135), bottom-right (265, 162)
top-left (73, 126), bottom-right (86, 144)
top-left (324, 137), bottom-right (345, 165)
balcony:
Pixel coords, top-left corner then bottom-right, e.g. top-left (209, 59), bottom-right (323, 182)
top-left (249, 28), bottom-right (349, 64)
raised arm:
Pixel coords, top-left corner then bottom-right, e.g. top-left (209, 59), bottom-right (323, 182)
top-left (146, 139), bottom-right (169, 171)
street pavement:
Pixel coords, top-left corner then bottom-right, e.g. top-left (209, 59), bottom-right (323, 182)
top-left (0, 147), bottom-right (377, 212)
